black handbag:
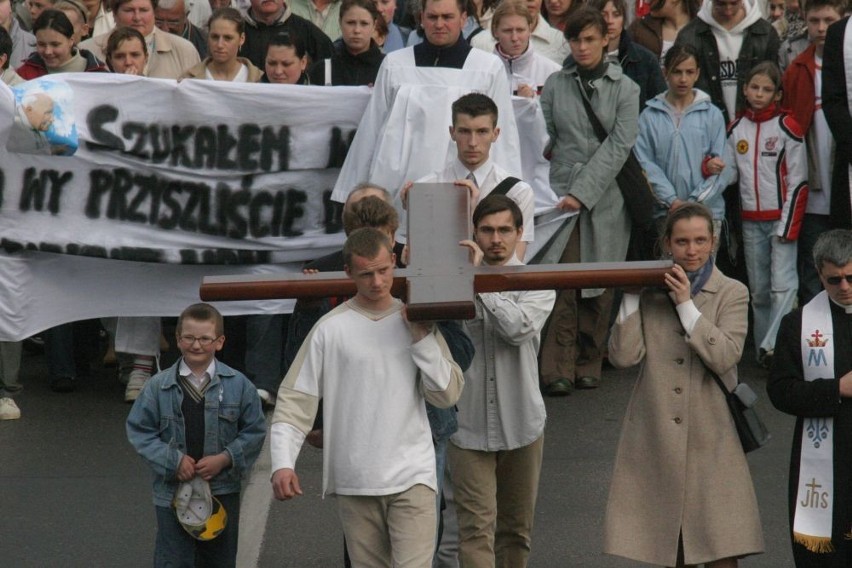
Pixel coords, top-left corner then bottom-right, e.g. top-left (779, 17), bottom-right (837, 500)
top-left (578, 92), bottom-right (662, 260)
top-left (578, 92), bottom-right (660, 232)
top-left (709, 370), bottom-right (771, 453)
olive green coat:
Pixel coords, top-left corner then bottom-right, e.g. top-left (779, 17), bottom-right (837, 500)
top-left (539, 61), bottom-right (637, 297)
top-left (604, 268), bottom-right (764, 565)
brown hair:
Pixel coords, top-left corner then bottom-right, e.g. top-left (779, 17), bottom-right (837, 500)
top-left (177, 303), bottom-right (224, 336)
top-left (491, 0), bottom-right (534, 35)
top-left (343, 227), bottom-right (394, 267)
top-left (342, 196), bottom-right (400, 236)
top-left (105, 26), bottom-right (148, 63)
top-left (663, 202), bottom-right (714, 243)
top-left (208, 6), bottom-right (244, 34)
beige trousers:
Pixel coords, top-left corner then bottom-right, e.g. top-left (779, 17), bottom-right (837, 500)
top-left (337, 483), bottom-right (437, 568)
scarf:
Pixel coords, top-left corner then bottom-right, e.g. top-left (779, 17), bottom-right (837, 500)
top-left (794, 291), bottom-right (835, 553)
top-left (685, 256), bottom-right (714, 296)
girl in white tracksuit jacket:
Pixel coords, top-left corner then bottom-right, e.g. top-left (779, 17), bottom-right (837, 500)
top-left (724, 61), bottom-right (809, 363)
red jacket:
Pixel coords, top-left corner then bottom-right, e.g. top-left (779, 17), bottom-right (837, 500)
top-left (781, 43), bottom-right (817, 134)
top-left (16, 49), bottom-right (109, 80)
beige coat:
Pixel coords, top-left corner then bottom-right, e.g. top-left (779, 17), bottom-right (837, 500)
top-left (81, 28), bottom-right (200, 79)
top-left (179, 57), bottom-right (264, 82)
top-left (603, 268), bottom-right (764, 565)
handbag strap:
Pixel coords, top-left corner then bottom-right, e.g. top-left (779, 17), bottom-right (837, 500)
top-left (491, 176), bottom-right (520, 197)
top-left (578, 85), bottom-right (609, 144)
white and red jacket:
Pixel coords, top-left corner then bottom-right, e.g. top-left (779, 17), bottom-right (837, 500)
top-left (724, 103), bottom-right (809, 240)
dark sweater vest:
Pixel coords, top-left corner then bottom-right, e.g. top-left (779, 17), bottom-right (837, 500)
top-left (179, 376), bottom-right (207, 461)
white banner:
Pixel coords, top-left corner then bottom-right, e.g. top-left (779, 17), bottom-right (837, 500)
top-left (0, 74), bottom-right (560, 340)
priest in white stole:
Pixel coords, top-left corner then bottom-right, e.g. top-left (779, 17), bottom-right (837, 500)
top-left (330, 0), bottom-right (522, 205)
top-left (822, 16), bottom-right (852, 231)
top-left (769, 229), bottom-right (852, 567)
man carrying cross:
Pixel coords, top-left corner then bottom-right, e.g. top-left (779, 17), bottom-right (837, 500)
top-left (270, 226), bottom-right (464, 567)
top-left (451, 194), bottom-right (555, 567)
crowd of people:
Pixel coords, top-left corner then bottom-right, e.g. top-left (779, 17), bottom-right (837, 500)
top-left (3, 0), bottom-right (852, 565)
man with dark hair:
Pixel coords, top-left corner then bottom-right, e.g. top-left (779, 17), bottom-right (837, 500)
top-left (402, 92), bottom-right (535, 260)
top-left (240, 0), bottom-right (333, 69)
top-left (769, 229), bottom-right (852, 565)
top-left (451, 194), bottom-right (554, 567)
top-left (331, 0), bottom-right (521, 205)
top-left (271, 226), bottom-right (464, 567)
top-left (674, 0), bottom-right (780, 122)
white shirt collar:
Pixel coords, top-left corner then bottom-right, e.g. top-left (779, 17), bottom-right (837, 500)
top-left (179, 358), bottom-right (216, 380)
top-left (451, 157), bottom-right (494, 188)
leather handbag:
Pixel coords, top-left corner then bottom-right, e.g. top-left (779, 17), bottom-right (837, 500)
top-left (578, 92), bottom-right (660, 232)
top-left (709, 370), bottom-right (771, 453)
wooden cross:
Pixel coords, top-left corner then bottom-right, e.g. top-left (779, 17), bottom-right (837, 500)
top-left (200, 183), bottom-right (672, 320)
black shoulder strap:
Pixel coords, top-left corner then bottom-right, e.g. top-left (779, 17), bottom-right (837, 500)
top-left (578, 89), bottom-right (609, 144)
top-left (491, 176), bottom-right (521, 197)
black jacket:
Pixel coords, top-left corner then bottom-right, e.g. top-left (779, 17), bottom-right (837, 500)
top-left (242, 10), bottom-right (334, 70)
top-left (674, 16), bottom-right (779, 123)
top-left (308, 39), bottom-right (385, 86)
top-left (822, 17), bottom-right (852, 229)
top-left (616, 31), bottom-right (666, 108)
top-left (768, 303), bottom-right (852, 566)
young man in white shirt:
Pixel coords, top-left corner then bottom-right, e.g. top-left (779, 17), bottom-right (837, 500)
top-left (270, 227), bottom-right (464, 567)
top-left (404, 93), bottom-right (535, 261)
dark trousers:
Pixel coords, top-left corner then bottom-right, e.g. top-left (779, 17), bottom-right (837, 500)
top-left (154, 492), bottom-right (240, 568)
top-left (539, 223), bottom-right (614, 385)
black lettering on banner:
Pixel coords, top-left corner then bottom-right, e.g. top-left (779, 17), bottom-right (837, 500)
top-left (1, 238), bottom-right (23, 253)
top-left (323, 189), bottom-right (342, 234)
top-left (123, 122), bottom-right (151, 159)
top-left (326, 127), bottom-right (356, 168)
top-left (226, 186), bottom-right (250, 239)
top-left (195, 126), bottom-right (217, 169)
top-left (171, 124), bottom-right (196, 169)
top-left (159, 181), bottom-right (181, 230)
top-left (109, 247), bottom-right (162, 262)
top-left (282, 189), bottom-right (306, 237)
top-left (260, 126), bottom-right (290, 172)
top-left (179, 183), bottom-right (200, 232)
top-left (86, 104), bottom-right (123, 151)
top-left (249, 190), bottom-right (273, 238)
top-left (86, 170), bottom-right (112, 218)
top-left (237, 124), bottom-right (261, 171)
top-left (180, 249), bottom-right (198, 264)
top-left (270, 190), bottom-right (286, 237)
top-left (216, 125), bottom-right (238, 170)
top-left (19, 168), bottom-right (72, 214)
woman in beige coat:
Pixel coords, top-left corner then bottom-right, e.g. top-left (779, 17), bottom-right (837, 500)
top-left (604, 203), bottom-right (763, 567)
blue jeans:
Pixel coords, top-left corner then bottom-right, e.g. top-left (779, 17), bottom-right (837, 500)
top-left (797, 213), bottom-right (831, 305)
top-left (154, 492), bottom-right (240, 568)
top-left (742, 220), bottom-right (798, 355)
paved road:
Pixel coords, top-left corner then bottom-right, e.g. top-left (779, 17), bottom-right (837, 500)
top-left (1, 343), bottom-right (794, 567)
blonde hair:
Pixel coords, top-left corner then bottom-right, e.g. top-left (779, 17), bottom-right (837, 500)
top-left (491, 0), bottom-right (533, 35)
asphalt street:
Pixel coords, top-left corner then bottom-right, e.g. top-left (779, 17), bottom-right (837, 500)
top-left (1, 341), bottom-right (795, 567)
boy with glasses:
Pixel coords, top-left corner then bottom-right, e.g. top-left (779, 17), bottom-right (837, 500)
top-left (127, 302), bottom-right (266, 568)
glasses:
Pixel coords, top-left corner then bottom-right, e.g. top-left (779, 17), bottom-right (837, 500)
top-left (825, 275), bottom-right (852, 286)
top-left (179, 335), bottom-right (220, 346)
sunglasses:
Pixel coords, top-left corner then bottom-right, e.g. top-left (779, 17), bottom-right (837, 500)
top-left (825, 275), bottom-right (852, 286)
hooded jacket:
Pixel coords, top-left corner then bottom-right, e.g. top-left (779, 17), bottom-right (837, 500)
top-left (494, 42), bottom-right (560, 95)
top-left (635, 89), bottom-right (728, 220)
top-left (674, 0), bottom-right (779, 122)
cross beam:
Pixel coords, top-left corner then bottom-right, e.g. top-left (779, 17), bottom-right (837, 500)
top-left (200, 183), bottom-right (672, 320)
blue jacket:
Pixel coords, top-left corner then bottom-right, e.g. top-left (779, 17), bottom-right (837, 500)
top-left (635, 89), bottom-right (728, 220)
top-left (126, 360), bottom-right (266, 507)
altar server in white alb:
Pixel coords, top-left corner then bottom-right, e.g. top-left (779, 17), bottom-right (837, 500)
top-left (330, 0), bottom-right (521, 206)
top-left (452, 195), bottom-right (555, 567)
top-left (269, 227), bottom-right (464, 567)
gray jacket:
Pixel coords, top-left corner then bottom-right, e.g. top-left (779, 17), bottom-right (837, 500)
top-left (540, 60), bottom-right (639, 296)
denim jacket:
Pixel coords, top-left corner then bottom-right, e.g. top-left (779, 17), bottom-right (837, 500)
top-left (126, 359), bottom-right (266, 507)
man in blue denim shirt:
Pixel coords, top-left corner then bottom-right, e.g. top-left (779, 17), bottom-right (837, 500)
top-left (127, 303), bottom-right (266, 568)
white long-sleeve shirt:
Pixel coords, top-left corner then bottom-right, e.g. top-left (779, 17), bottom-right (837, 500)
top-left (270, 299), bottom-right (464, 497)
top-left (452, 257), bottom-right (555, 451)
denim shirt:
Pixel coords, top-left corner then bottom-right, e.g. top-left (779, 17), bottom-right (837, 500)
top-left (126, 360), bottom-right (266, 507)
